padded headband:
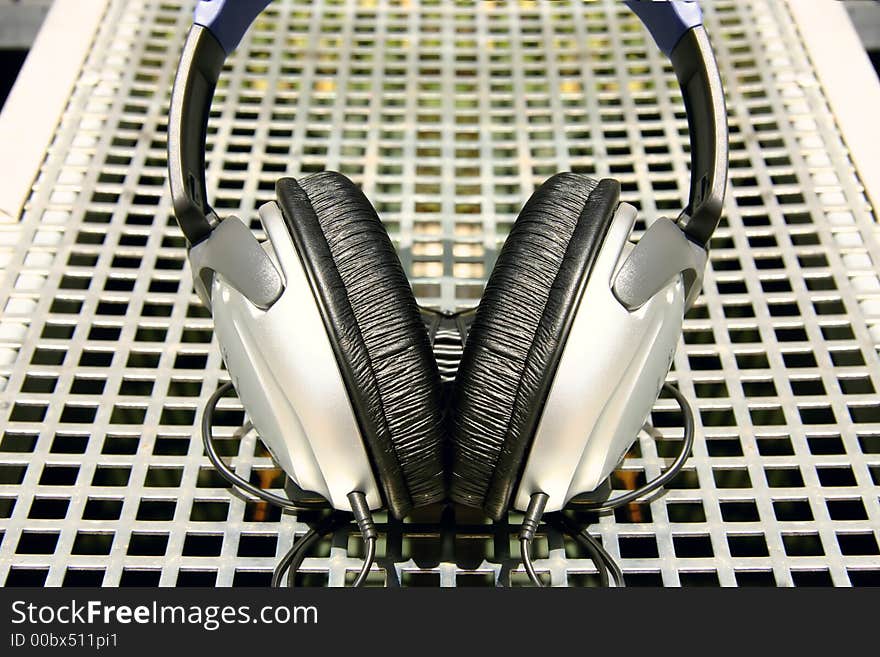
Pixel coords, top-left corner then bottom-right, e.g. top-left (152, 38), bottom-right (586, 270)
top-left (169, 0), bottom-right (727, 247)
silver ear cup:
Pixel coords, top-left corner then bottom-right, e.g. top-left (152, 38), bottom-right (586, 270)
top-left (514, 202), bottom-right (686, 513)
top-left (208, 201), bottom-right (381, 512)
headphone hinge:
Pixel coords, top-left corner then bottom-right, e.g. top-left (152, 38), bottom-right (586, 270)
top-left (187, 215), bottom-right (284, 311)
top-left (611, 216), bottom-right (708, 312)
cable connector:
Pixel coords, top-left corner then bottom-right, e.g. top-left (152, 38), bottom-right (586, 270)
top-left (519, 492), bottom-right (549, 543)
top-left (519, 492), bottom-right (549, 587)
top-left (347, 491), bottom-right (378, 541)
top-left (347, 491), bottom-right (378, 587)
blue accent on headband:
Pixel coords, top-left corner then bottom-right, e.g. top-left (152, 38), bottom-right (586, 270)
top-left (194, 0), bottom-right (272, 54)
top-left (624, 0), bottom-right (703, 56)
top-left (197, 0), bottom-right (703, 59)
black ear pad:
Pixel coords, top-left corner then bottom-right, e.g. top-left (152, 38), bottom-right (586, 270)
top-left (452, 174), bottom-right (621, 520)
top-left (275, 172), bottom-right (445, 519)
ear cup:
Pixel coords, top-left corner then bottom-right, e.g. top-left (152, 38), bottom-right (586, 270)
top-left (275, 172), bottom-right (445, 518)
top-left (452, 173), bottom-right (621, 519)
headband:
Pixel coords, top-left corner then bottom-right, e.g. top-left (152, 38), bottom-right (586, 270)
top-left (169, 0), bottom-right (727, 248)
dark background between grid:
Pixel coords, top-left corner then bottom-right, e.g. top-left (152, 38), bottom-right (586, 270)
top-left (0, 0), bottom-right (878, 587)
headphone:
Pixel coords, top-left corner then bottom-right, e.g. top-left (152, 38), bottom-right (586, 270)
top-left (169, 0), bottom-right (728, 585)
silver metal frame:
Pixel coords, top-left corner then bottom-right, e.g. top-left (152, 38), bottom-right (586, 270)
top-left (0, 0), bottom-right (878, 587)
top-left (788, 0), bottom-right (880, 224)
top-left (0, 0), bottom-right (109, 222)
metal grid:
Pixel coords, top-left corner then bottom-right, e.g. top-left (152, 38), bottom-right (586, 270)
top-left (0, 0), bottom-right (878, 587)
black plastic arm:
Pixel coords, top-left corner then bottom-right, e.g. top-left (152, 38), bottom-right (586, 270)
top-left (168, 25), bottom-right (226, 245)
top-left (669, 26), bottom-right (728, 248)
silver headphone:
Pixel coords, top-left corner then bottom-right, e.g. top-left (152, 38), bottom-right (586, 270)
top-left (168, 0), bottom-right (728, 584)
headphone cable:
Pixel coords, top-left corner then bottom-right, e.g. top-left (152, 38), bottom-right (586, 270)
top-left (576, 382), bottom-right (695, 514)
top-left (207, 378), bottom-right (691, 587)
top-left (546, 512), bottom-right (624, 587)
top-left (519, 492), bottom-right (549, 586)
top-left (202, 381), bottom-right (324, 511)
top-left (204, 381), bottom-right (377, 586)
top-left (520, 501), bottom-right (624, 588)
top-left (271, 512), bottom-right (344, 588)
top-left (272, 511), bottom-right (376, 588)
top-left (519, 382), bottom-right (694, 586)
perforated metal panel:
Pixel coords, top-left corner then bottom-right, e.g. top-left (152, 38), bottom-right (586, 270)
top-left (0, 0), bottom-right (878, 587)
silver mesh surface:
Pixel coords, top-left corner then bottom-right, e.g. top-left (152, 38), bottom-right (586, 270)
top-left (0, 0), bottom-right (878, 587)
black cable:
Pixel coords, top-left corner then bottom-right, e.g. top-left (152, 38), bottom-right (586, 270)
top-left (272, 512), bottom-right (351, 587)
top-left (519, 492), bottom-right (549, 587)
top-left (547, 513), bottom-right (624, 588)
top-left (519, 500), bottom-right (621, 588)
top-left (272, 510), bottom-right (376, 588)
top-left (210, 378), bottom-right (691, 587)
top-left (518, 382), bottom-right (693, 587)
top-left (353, 534), bottom-right (377, 587)
top-left (543, 513), bottom-right (609, 587)
top-left (204, 382), bottom-right (377, 587)
top-left (347, 491), bottom-right (378, 587)
top-left (579, 527), bottom-right (623, 587)
top-left (202, 381), bottom-right (320, 511)
top-left (577, 382), bottom-right (695, 514)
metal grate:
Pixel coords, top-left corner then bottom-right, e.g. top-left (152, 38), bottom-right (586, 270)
top-left (0, 0), bottom-right (879, 587)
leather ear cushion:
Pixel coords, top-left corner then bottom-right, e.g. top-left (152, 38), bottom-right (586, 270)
top-left (452, 174), bottom-right (620, 520)
top-left (275, 173), bottom-right (445, 519)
